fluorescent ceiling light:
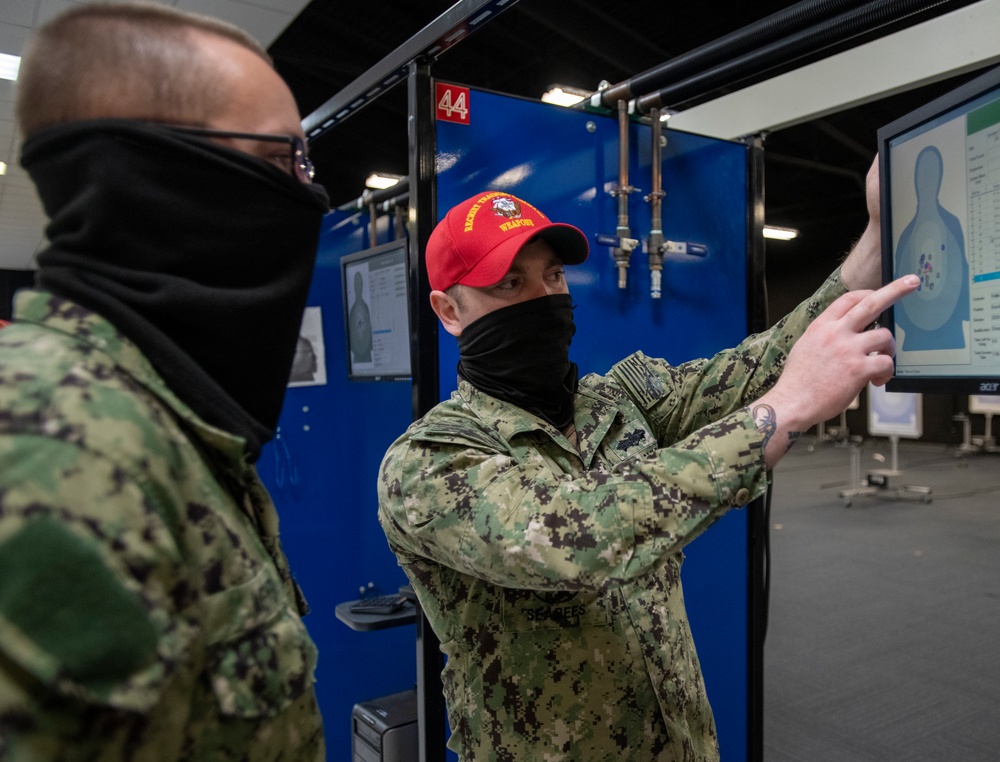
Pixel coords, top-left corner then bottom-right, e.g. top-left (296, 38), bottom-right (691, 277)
top-left (763, 225), bottom-right (799, 240)
top-left (0, 162), bottom-right (6, 176)
top-left (541, 86), bottom-right (588, 107)
top-left (0, 54), bottom-right (20, 81)
top-left (365, 172), bottom-right (402, 190)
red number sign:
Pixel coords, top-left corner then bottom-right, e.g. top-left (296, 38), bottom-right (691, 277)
top-left (436, 83), bottom-right (470, 125)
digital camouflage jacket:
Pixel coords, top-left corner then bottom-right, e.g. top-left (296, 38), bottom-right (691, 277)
top-left (379, 271), bottom-right (846, 762)
top-left (0, 291), bottom-right (324, 761)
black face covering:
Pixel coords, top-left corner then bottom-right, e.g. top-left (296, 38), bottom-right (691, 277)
top-left (457, 294), bottom-right (579, 430)
top-left (20, 119), bottom-right (330, 460)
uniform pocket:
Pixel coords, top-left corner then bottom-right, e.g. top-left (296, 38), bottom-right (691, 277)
top-left (201, 564), bottom-right (318, 719)
top-left (207, 607), bottom-right (318, 719)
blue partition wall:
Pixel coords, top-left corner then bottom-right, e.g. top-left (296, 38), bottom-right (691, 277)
top-left (436, 88), bottom-right (754, 759)
top-left (258, 210), bottom-right (417, 757)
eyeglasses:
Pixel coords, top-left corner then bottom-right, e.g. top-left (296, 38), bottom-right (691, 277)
top-left (160, 124), bottom-right (316, 184)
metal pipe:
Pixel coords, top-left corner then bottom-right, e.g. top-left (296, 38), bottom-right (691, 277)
top-left (368, 199), bottom-right (378, 248)
top-left (646, 108), bottom-right (665, 299)
top-left (380, 192), bottom-right (410, 214)
top-left (392, 195), bottom-right (410, 240)
top-left (636, 0), bottom-right (955, 113)
top-left (616, 100), bottom-right (630, 230)
top-left (611, 99), bottom-right (636, 289)
top-left (599, 0), bottom-right (871, 108)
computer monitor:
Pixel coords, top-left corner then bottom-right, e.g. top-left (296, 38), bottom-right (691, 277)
top-left (340, 238), bottom-right (412, 381)
top-left (879, 65), bottom-right (1000, 395)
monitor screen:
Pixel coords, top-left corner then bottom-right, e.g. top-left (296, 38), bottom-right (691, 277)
top-left (879, 65), bottom-right (1000, 395)
top-left (340, 238), bottom-right (412, 381)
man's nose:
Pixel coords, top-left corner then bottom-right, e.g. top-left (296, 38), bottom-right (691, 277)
top-left (523, 278), bottom-right (553, 300)
top-left (530, 275), bottom-right (567, 299)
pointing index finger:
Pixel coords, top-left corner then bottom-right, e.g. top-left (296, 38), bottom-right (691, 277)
top-left (847, 274), bottom-right (920, 330)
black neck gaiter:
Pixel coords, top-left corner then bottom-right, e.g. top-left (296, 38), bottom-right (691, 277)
top-left (20, 119), bottom-right (330, 460)
top-left (457, 294), bottom-right (579, 430)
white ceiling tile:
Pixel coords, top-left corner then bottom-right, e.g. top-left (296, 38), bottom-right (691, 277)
top-left (35, 0), bottom-right (89, 27)
top-left (240, 0), bottom-right (307, 13)
top-left (0, 20), bottom-right (31, 54)
top-left (176, 0), bottom-right (298, 46)
top-left (0, 0), bottom-right (39, 28)
top-left (0, 80), bottom-right (16, 106)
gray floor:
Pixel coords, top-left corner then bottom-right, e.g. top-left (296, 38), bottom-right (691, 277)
top-left (763, 436), bottom-right (1000, 761)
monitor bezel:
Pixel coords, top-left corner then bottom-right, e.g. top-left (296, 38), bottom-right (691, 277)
top-left (878, 64), bottom-right (1000, 396)
top-left (340, 237), bottom-right (413, 382)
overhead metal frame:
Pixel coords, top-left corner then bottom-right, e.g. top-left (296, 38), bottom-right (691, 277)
top-left (669, 0), bottom-right (1000, 138)
top-left (301, 0), bottom-right (519, 141)
top-left (597, 0), bottom-right (873, 108)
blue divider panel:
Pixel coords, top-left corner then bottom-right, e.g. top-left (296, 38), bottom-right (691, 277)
top-left (258, 209), bottom-right (417, 757)
top-left (436, 88), bottom-right (752, 759)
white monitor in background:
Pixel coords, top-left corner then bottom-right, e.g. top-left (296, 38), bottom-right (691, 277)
top-left (868, 383), bottom-right (922, 439)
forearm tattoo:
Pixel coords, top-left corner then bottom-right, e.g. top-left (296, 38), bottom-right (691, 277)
top-left (751, 403), bottom-right (803, 456)
top-left (752, 404), bottom-right (777, 449)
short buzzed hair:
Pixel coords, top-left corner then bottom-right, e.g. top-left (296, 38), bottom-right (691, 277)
top-left (16, 2), bottom-right (272, 136)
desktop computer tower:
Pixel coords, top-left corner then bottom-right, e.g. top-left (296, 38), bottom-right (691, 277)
top-left (351, 688), bottom-right (418, 762)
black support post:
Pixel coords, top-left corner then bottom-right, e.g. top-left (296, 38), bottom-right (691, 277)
top-left (407, 58), bottom-right (448, 762)
top-left (746, 133), bottom-right (768, 762)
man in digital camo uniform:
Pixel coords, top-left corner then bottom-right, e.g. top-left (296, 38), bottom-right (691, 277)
top-left (378, 184), bottom-right (919, 760)
top-left (0, 3), bottom-right (328, 759)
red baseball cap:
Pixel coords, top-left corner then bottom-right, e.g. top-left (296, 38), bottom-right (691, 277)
top-left (426, 191), bottom-right (589, 291)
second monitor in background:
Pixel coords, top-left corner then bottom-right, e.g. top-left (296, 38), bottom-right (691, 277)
top-left (341, 238), bottom-right (412, 382)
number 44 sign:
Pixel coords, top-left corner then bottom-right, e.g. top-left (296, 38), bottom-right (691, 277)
top-left (436, 83), bottom-right (470, 125)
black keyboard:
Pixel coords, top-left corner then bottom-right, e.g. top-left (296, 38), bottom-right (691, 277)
top-left (349, 593), bottom-right (408, 615)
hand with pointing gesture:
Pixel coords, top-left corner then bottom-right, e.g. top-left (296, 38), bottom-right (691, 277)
top-left (752, 274), bottom-right (920, 468)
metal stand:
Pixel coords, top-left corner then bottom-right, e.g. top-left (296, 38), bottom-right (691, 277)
top-left (807, 411), bottom-right (851, 452)
top-left (953, 413), bottom-right (981, 456)
top-left (839, 435), bottom-right (932, 507)
top-left (809, 410), bottom-right (851, 450)
top-left (979, 412), bottom-right (1000, 453)
top-left (956, 411), bottom-right (1000, 455)
top-left (825, 408), bottom-right (851, 444)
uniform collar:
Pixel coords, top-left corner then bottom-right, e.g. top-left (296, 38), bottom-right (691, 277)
top-left (13, 289), bottom-right (250, 468)
top-left (456, 376), bottom-right (621, 465)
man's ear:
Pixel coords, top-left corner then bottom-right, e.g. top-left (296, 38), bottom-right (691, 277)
top-left (429, 290), bottom-right (463, 337)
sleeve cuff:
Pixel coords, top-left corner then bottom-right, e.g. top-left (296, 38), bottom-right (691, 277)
top-left (695, 408), bottom-right (769, 507)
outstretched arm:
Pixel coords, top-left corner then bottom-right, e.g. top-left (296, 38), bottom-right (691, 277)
top-left (751, 273), bottom-right (919, 469)
top-left (840, 157), bottom-right (883, 291)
